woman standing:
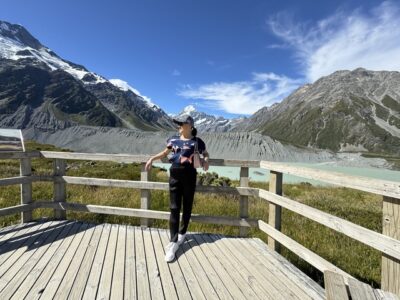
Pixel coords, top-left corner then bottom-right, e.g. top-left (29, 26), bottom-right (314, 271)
top-left (145, 115), bottom-right (209, 262)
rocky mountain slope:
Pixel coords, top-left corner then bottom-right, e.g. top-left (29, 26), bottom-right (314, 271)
top-left (23, 125), bottom-right (391, 168)
top-left (238, 68), bottom-right (400, 155)
top-left (0, 20), bottom-right (175, 131)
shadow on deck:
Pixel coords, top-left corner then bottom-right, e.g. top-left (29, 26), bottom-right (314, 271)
top-left (0, 219), bottom-right (325, 299)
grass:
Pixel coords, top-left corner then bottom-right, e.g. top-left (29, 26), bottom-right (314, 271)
top-left (0, 140), bottom-right (385, 288)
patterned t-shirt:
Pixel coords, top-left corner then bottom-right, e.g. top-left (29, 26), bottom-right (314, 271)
top-left (166, 135), bottom-right (206, 166)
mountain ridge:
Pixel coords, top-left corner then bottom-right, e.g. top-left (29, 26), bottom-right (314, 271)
top-left (0, 20), bottom-right (175, 131)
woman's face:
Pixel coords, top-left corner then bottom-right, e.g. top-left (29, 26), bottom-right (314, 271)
top-left (178, 123), bottom-right (191, 135)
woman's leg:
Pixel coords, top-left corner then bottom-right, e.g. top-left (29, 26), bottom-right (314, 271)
top-left (169, 169), bottom-right (182, 242)
top-left (179, 168), bottom-right (197, 235)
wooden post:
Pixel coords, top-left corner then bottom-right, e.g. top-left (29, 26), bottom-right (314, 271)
top-left (268, 170), bottom-right (283, 252)
top-left (140, 163), bottom-right (152, 227)
top-left (381, 196), bottom-right (400, 296)
top-left (53, 159), bottom-right (66, 220)
top-left (20, 157), bottom-right (32, 223)
top-left (239, 166), bottom-right (249, 237)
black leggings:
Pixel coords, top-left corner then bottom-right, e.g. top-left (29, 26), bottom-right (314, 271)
top-left (169, 164), bottom-right (197, 242)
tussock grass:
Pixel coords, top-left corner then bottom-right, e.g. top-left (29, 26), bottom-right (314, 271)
top-left (0, 140), bottom-right (383, 287)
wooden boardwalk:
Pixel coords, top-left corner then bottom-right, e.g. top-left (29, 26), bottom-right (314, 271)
top-left (0, 219), bottom-right (326, 299)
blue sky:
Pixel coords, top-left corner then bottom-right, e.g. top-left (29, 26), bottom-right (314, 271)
top-left (1, 0), bottom-right (397, 118)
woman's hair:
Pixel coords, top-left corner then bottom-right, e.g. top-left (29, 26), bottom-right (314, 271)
top-left (191, 127), bottom-right (197, 137)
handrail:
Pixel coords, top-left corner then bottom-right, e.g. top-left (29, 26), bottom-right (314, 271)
top-left (2, 150), bottom-right (398, 197)
top-left (260, 161), bottom-right (400, 198)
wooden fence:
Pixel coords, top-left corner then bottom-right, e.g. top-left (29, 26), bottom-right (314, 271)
top-left (0, 150), bottom-right (399, 296)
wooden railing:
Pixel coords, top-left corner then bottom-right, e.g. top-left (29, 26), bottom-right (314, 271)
top-left (0, 151), bottom-right (399, 296)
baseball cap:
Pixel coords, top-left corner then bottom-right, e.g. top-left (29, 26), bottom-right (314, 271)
top-left (172, 115), bottom-right (194, 127)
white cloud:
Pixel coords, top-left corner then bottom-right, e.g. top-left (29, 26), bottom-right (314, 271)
top-left (178, 73), bottom-right (302, 115)
top-left (268, 1), bottom-right (400, 81)
top-left (172, 69), bottom-right (181, 76)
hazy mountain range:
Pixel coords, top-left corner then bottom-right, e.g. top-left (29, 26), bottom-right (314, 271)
top-left (0, 20), bottom-right (398, 168)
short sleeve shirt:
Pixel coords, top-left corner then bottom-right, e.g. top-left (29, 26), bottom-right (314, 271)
top-left (166, 135), bottom-right (206, 166)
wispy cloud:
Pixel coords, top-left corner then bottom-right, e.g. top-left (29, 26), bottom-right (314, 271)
top-left (179, 1), bottom-right (400, 115)
top-left (268, 1), bottom-right (400, 81)
top-left (172, 69), bottom-right (181, 76)
top-left (178, 73), bottom-right (303, 115)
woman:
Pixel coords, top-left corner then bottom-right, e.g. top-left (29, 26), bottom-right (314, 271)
top-left (144, 115), bottom-right (209, 262)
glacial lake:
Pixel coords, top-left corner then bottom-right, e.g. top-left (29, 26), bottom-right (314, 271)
top-left (153, 162), bottom-right (400, 186)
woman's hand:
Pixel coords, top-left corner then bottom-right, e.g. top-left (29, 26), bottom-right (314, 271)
top-left (202, 159), bottom-right (209, 171)
top-left (145, 158), bottom-right (153, 172)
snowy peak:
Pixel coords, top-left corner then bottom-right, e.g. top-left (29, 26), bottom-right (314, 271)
top-left (172, 105), bottom-right (245, 132)
top-left (0, 20), bottom-right (42, 50)
top-left (109, 79), bottom-right (160, 111)
top-left (0, 20), bottom-right (106, 84)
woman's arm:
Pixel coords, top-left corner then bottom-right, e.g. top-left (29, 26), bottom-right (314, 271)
top-left (151, 147), bottom-right (171, 161)
top-left (145, 147), bottom-right (171, 171)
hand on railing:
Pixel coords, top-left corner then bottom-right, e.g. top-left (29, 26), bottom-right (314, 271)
top-left (144, 158), bottom-right (153, 172)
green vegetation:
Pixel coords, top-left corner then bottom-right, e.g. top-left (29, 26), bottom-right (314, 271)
top-left (382, 95), bottom-right (400, 112)
top-left (374, 103), bottom-right (390, 121)
top-left (0, 140), bottom-right (384, 287)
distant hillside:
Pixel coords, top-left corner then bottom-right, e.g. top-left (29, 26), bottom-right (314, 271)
top-left (237, 68), bottom-right (400, 155)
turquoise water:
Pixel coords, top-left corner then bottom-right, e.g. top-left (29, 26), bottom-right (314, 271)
top-left (153, 162), bottom-right (400, 186)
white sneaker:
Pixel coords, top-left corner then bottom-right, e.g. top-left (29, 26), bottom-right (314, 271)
top-left (177, 233), bottom-right (186, 246)
top-left (164, 242), bottom-right (179, 262)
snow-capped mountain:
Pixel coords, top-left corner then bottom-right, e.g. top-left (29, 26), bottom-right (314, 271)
top-left (171, 105), bottom-right (246, 132)
top-left (0, 21), bottom-right (106, 84)
top-left (0, 20), bottom-right (175, 131)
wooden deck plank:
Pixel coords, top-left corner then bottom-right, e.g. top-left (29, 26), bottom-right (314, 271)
top-left (198, 233), bottom-right (261, 299)
top-left (0, 221), bottom-right (54, 281)
top-left (97, 223), bottom-right (119, 299)
top-left (134, 226), bottom-right (152, 300)
top-left (249, 237), bottom-right (325, 299)
top-left (68, 223), bottom-right (104, 299)
top-left (110, 224), bottom-right (127, 300)
top-left (142, 227), bottom-right (164, 300)
top-left (185, 233), bottom-right (234, 300)
top-left (38, 222), bottom-right (91, 299)
top-left (324, 270), bottom-right (349, 300)
top-left (374, 289), bottom-right (400, 300)
top-left (211, 233), bottom-right (289, 300)
top-left (0, 221), bottom-right (48, 268)
top-left (0, 221), bottom-right (75, 298)
top-left (124, 225), bottom-right (137, 300)
top-left (191, 233), bottom-right (245, 299)
top-left (348, 277), bottom-right (377, 300)
top-left (0, 222), bottom-right (29, 239)
top-left (0, 221), bottom-right (334, 300)
top-left (19, 221), bottom-right (84, 300)
top-left (159, 229), bottom-right (206, 300)
top-left (234, 235), bottom-right (317, 300)
top-left (82, 223), bottom-right (112, 300)
top-left (51, 223), bottom-right (97, 299)
top-left (156, 228), bottom-right (192, 300)
top-left (218, 234), bottom-right (306, 300)
top-left (149, 228), bottom-right (179, 300)
top-left (179, 234), bottom-right (220, 299)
